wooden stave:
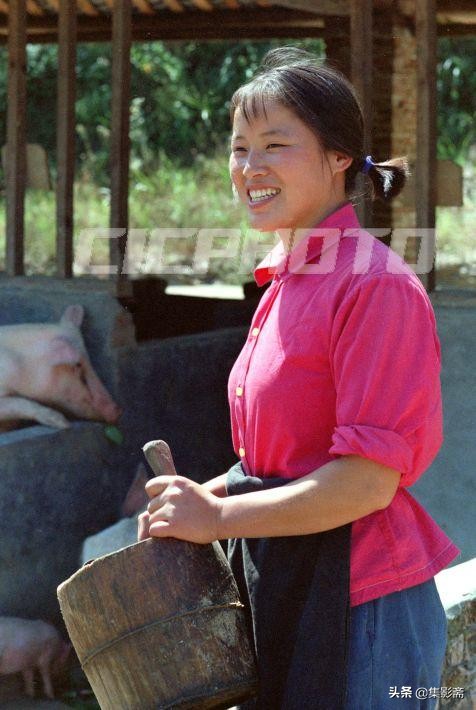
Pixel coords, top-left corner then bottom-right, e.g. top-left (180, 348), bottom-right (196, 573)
top-left (57, 538), bottom-right (257, 709)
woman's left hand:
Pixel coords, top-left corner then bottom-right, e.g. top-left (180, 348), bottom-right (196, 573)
top-left (143, 475), bottom-right (222, 544)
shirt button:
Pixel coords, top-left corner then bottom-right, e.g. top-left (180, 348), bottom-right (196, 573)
top-left (236, 386), bottom-right (243, 397)
top-left (239, 447), bottom-right (246, 457)
top-left (251, 327), bottom-right (260, 337)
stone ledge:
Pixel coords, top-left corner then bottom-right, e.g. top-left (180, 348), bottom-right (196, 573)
top-left (435, 559), bottom-right (476, 709)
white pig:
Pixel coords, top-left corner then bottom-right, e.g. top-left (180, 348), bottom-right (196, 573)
top-left (0, 304), bottom-right (121, 431)
top-left (0, 617), bottom-right (71, 699)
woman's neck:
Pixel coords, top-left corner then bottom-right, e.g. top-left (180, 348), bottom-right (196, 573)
top-left (276, 198), bottom-right (350, 253)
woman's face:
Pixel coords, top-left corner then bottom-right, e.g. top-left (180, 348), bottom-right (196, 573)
top-left (229, 101), bottom-right (349, 236)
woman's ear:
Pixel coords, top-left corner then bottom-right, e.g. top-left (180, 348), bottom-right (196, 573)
top-left (331, 151), bottom-right (353, 175)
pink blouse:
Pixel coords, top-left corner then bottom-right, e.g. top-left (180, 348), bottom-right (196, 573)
top-left (228, 202), bottom-right (460, 607)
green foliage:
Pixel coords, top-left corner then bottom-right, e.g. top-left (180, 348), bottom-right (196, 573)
top-left (437, 38), bottom-right (476, 164)
top-left (0, 39), bottom-right (325, 184)
top-left (0, 153), bottom-right (254, 279)
top-left (0, 36), bottom-right (473, 175)
top-left (0, 37), bottom-right (474, 280)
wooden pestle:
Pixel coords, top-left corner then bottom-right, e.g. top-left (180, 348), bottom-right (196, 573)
top-left (142, 440), bottom-right (177, 477)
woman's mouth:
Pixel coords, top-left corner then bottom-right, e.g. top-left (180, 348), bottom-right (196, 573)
top-left (247, 187), bottom-right (281, 207)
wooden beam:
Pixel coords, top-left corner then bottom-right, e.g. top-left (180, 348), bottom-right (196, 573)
top-left (56, 0), bottom-right (77, 278)
top-left (437, 23), bottom-right (476, 36)
top-left (11, 24), bottom-right (327, 42)
top-left (351, 0), bottom-right (372, 229)
top-left (2, 7), bottom-right (326, 42)
top-left (110, 0), bottom-right (131, 289)
top-left (416, 0), bottom-right (437, 292)
top-left (271, 0), bottom-right (348, 14)
top-left (435, 0), bottom-right (476, 18)
top-left (6, 0), bottom-right (26, 276)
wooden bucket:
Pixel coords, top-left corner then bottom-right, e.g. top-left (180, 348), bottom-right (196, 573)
top-left (57, 537), bottom-right (257, 709)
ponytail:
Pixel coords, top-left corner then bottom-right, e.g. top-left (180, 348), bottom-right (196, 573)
top-left (359, 155), bottom-right (409, 202)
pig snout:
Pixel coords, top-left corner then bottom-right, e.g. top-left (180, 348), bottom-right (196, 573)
top-left (94, 396), bottom-right (122, 424)
top-left (47, 359), bottom-right (122, 425)
top-left (86, 368), bottom-right (122, 423)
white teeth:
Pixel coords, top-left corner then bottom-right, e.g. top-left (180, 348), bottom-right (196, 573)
top-left (249, 188), bottom-right (281, 202)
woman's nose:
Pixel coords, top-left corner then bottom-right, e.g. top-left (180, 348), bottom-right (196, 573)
top-left (243, 150), bottom-right (268, 178)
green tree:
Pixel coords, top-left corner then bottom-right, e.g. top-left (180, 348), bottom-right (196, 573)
top-left (0, 39), bottom-right (324, 184)
top-left (437, 37), bottom-right (476, 164)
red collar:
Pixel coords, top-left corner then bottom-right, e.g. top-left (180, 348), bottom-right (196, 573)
top-left (254, 202), bottom-right (361, 287)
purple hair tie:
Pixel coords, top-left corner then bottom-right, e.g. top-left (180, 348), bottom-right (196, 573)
top-left (362, 155), bottom-right (375, 175)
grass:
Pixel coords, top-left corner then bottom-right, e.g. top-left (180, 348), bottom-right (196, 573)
top-left (0, 153), bottom-right (475, 287)
top-left (0, 153), bottom-right (267, 284)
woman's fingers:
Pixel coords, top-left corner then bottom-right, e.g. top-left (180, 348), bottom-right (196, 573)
top-left (137, 510), bottom-right (151, 541)
top-left (145, 475), bottom-right (175, 498)
top-left (148, 520), bottom-right (172, 536)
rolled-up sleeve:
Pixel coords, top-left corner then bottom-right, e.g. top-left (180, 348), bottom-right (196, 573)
top-left (329, 273), bottom-right (443, 487)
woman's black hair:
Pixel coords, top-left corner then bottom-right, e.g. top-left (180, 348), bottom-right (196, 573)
top-left (230, 46), bottom-right (409, 202)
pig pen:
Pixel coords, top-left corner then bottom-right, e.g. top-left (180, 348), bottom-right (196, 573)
top-left (1, 277), bottom-right (475, 708)
top-left (0, 276), bottom-right (248, 628)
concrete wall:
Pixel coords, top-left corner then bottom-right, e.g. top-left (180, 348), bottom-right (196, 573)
top-left (0, 423), bottom-right (127, 622)
top-left (412, 292), bottom-right (476, 565)
top-left (117, 327), bottom-right (247, 484)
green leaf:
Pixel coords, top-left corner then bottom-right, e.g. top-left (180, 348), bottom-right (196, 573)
top-left (104, 425), bottom-right (124, 445)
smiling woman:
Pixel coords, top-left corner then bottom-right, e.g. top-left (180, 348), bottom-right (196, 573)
top-left (141, 46), bottom-right (459, 710)
top-left (229, 103), bottom-right (350, 239)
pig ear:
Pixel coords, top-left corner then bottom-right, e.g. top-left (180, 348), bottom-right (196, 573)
top-left (49, 336), bottom-right (81, 366)
top-left (61, 304), bottom-right (84, 328)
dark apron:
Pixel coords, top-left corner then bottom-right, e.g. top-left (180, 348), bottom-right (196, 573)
top-left (226, 462), bottom-right (351, 710)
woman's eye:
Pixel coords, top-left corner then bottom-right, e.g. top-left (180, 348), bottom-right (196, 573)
top-left (232, 146), bottom-right (247, 153)
top-left (267, 143), bottom-right (286, 149)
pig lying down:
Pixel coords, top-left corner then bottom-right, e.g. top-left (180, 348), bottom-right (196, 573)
top-left (0, 304), bottom-right (121, 431)
top-left (0, 617), bottom-right (71, 699)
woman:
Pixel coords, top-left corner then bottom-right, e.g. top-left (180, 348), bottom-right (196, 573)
top-left (139, 47), bottom-right (460, 709)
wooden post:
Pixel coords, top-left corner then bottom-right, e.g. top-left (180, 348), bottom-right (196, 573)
top-left (6, 0), bottom-right (27, 276)
top-left (416, 0), bottom-right (437, 291)
top-left (56, 0), bottom-right (77, 278)
top-left (110, 0), bottom-right (131, 294)
top-left (350, 0), bottom-right (373, 229)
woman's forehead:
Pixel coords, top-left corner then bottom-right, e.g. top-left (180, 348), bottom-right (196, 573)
top-left (231, 102), bottom-right (300, 136)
